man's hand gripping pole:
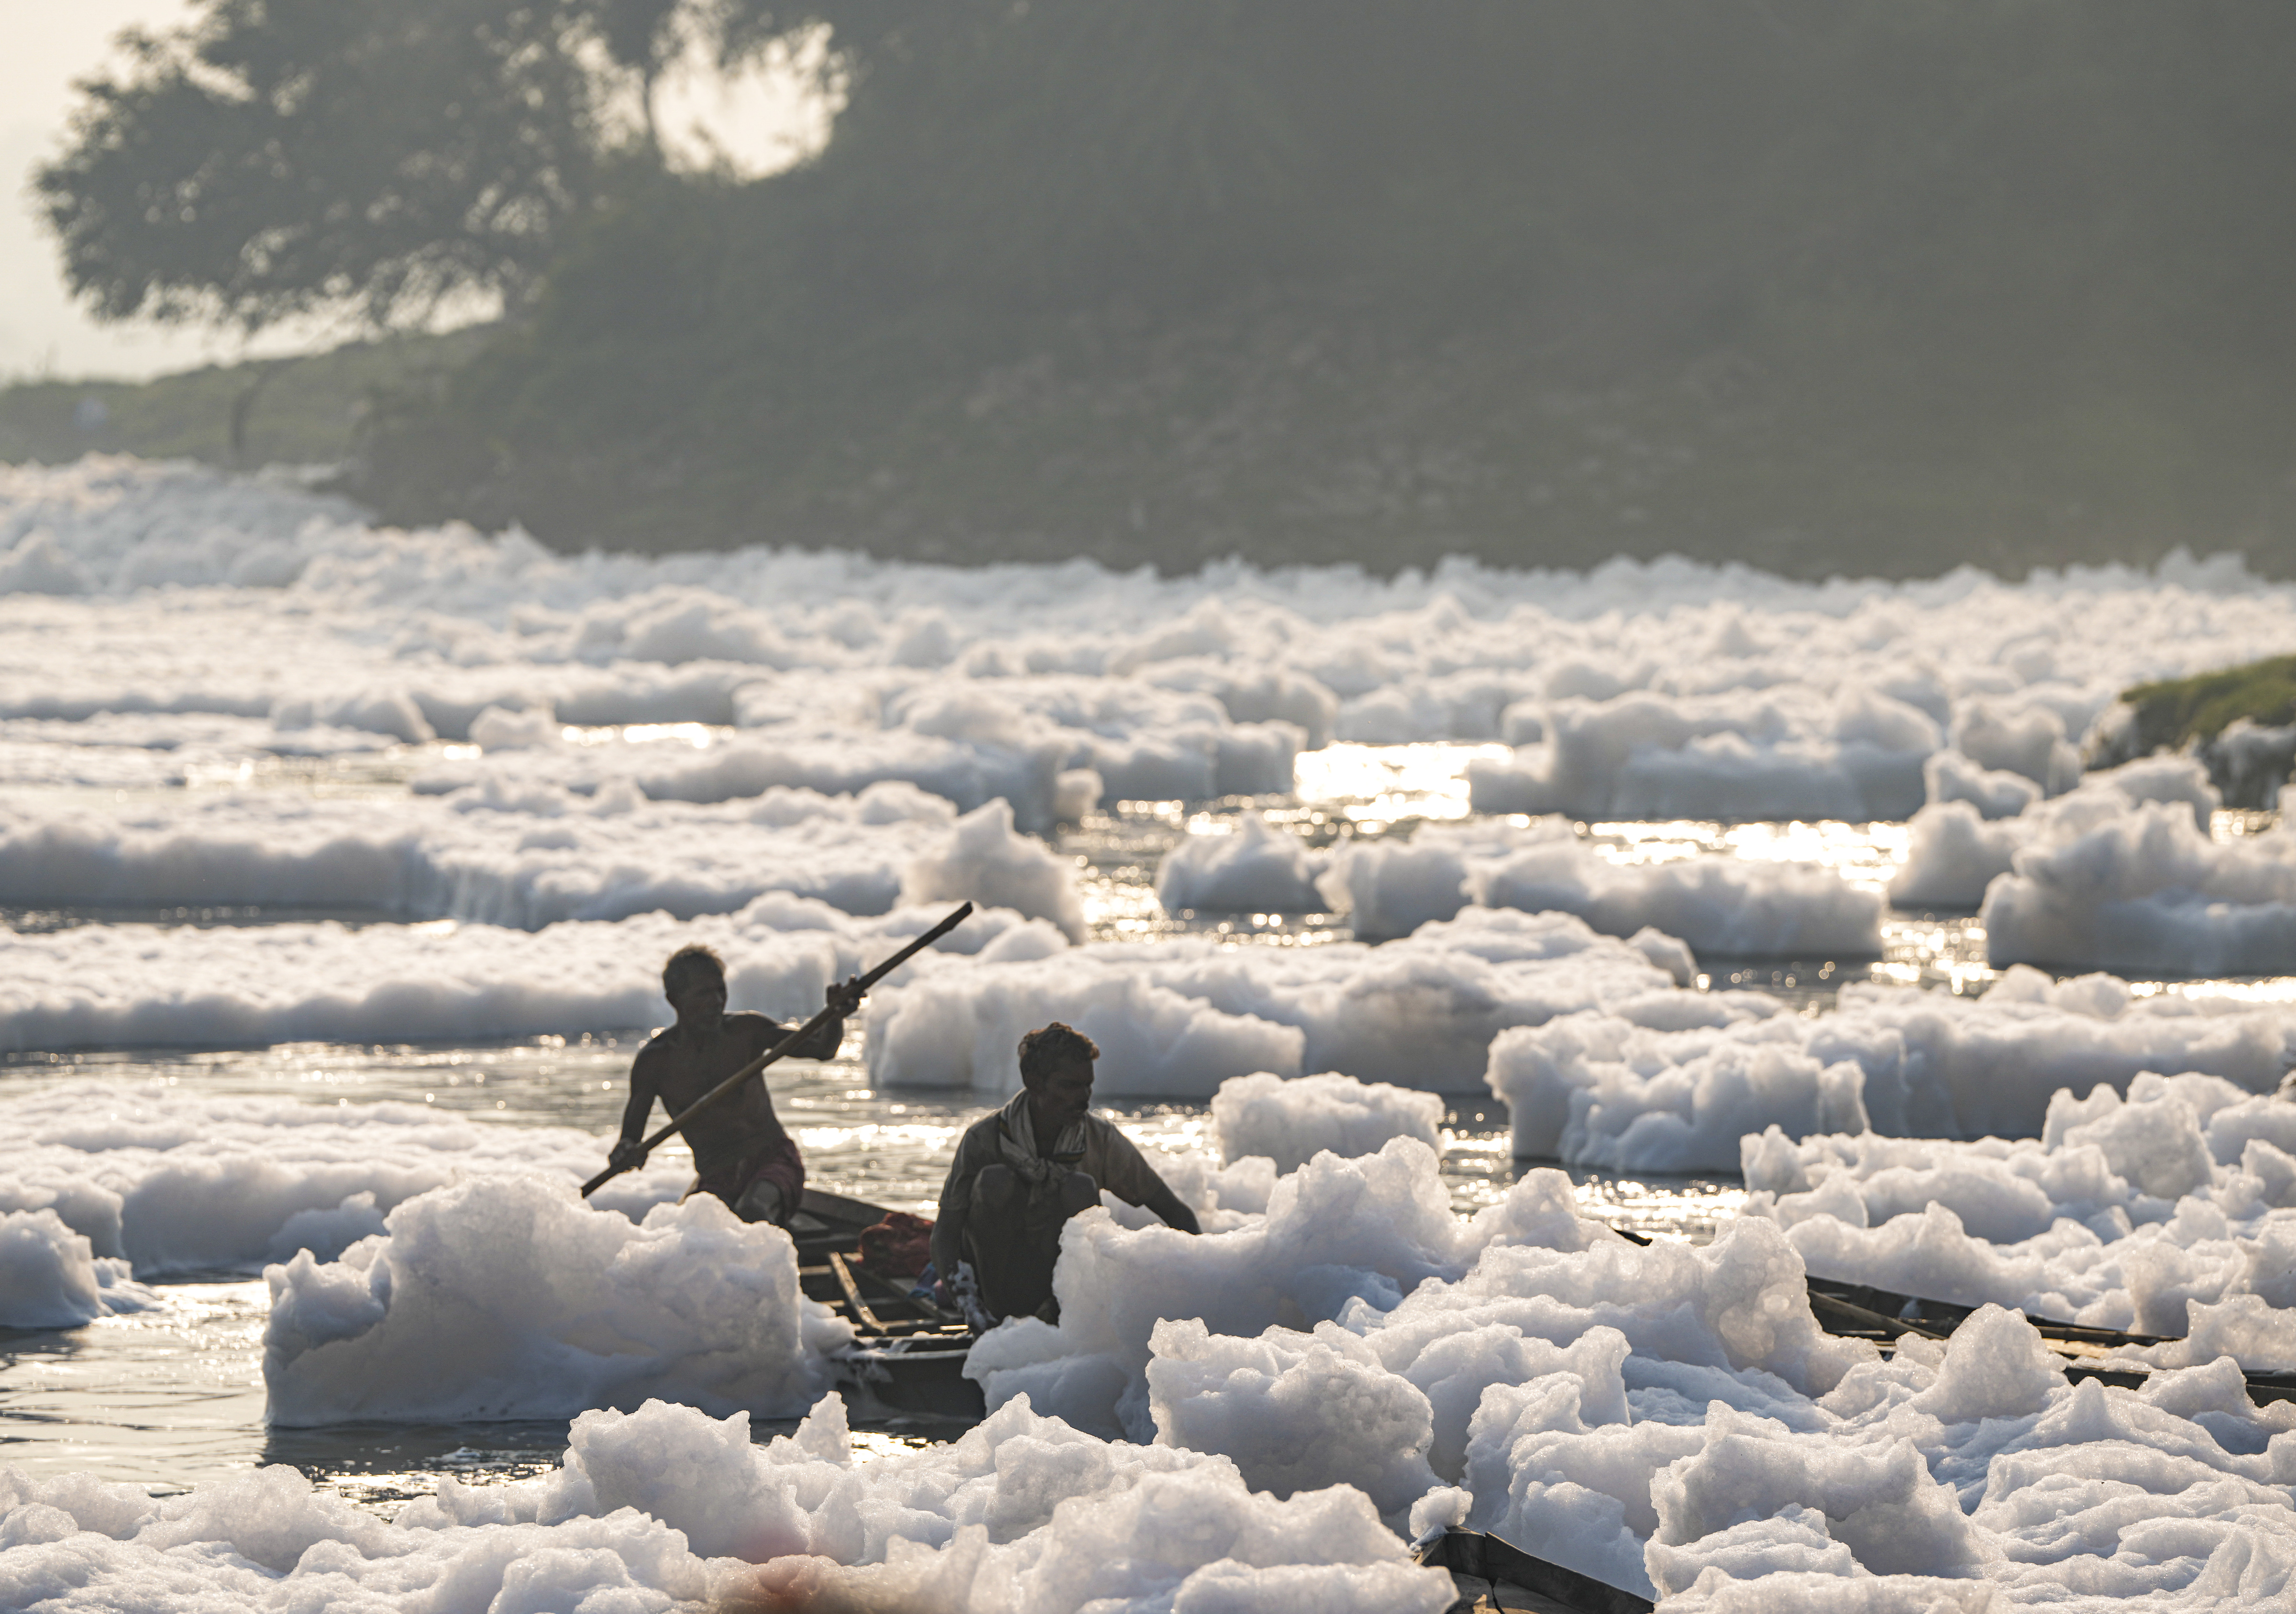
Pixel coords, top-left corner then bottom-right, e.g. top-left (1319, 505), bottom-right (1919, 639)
top-left (581, 902), bottom-right (974, 1198)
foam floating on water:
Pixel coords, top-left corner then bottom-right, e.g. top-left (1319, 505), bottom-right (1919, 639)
top-left (1745, 1069), bottom-right (2296, 1364)
top-left (951, 1133), bottom-right (2296, 1604)
top-left (1887, 753), bottom-right (2296, 979)
top-left (1488, 963), bottom-right (2291, 1171)
top-left (0, 894), bottom-right (1058, 1052)
top-left (0, 1207), bottom-right (160, 1329)
top-left (864, 904), bottom-right (1688, 1097)
top-left (1319, 814), bottom-right (1885, 956)
top-left (1155, 810), bottom-right (1327, 914)
top-left (1464, 685), bottom-right (1940, 824)
top-left (0, 1393), bottom-right (1457, 1614)
top-left (263, 1176), bottom-right (850, 1425)
top-left (0, 1079), bottom-right (701, 1286)
top-left (10, 457), bottom-right (2296, 828)
top-left (0, 779), bottom-right (1085, 936)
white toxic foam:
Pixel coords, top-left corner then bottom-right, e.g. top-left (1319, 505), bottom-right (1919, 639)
top-left (11, 457), bottom-right (2296, 832)
top-left (1317, 817), bottom-right (1884, 957)
top-left (901, 797), bottom-right (1087, 941)
top-left (1982, 811), bottom-right (2296, 978)
top-left (0, 778), bottom-right (1083, 936)
top-left (1465, 685), bottom-right (1939, 824)
top-left (263, 1176), bottom-right (852, 1424)
top-left (0, 1391), bottom-right (1455, 1614)
top-left (0, 893), bottom-right (1050, 1052)
top-left (955, 1135), bottom-right (2296, 1606)
top-left (0, 1080), bottom-right (697, 1281)
top-left (863, 905), bottom-right (1685, 1097)
top-left (1489, 964), bottom-right (2291, 1169)
top-left (1890, 751), bottom-right (2225, 909)
top-left (422, 673), bottom-right (1307, 829)
top-left (1888, 746), bottom-right (2296, 975)
top-left (1922, 746), bottom-right (2042, 819)
top-left (1745, 1068), bottom-right (2296, 1360)
top-left (0, 1207), bottom-right (161, 1329)
top-left (1155, 811), bottom-right (1327, 913)
top-left (1210, 1070), bottom-right (1446, 1174)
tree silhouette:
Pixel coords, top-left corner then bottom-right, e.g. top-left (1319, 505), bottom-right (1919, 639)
top-left (34, 0), bottom-right (724, 333)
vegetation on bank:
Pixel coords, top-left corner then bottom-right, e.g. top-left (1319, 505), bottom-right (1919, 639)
top-left (2121, 657), bottom-right (2296, 756)
top-left (30, 2), bottom-right (2296, 576)
top-left (0, 330), bottom-right (490, 471)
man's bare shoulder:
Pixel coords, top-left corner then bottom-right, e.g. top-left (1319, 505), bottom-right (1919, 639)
top-left (630, 1028), bottom-right (683, 1074)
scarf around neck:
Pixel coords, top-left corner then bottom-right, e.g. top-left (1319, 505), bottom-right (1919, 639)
top-left (997, 1088), bottom-right (1087, 1184)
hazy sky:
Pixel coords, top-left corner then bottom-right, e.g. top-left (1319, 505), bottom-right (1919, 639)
top-left (1, 1), bottom-right (824, 383)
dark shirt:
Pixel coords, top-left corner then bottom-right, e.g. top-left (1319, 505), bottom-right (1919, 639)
top-left (929, 1095), bottom-right (1174, 1280)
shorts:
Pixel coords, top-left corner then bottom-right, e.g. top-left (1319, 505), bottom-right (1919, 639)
top-left (697, 1135), bottom-right (806, 1227)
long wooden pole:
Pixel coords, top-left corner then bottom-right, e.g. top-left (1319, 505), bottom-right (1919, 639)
top-left (581, 902), bottom-right (973, 1197)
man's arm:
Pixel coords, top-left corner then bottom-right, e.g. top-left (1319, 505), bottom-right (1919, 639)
top-left (763, 977), bottom-right (864, 1062)
top-left (1140, 1180), bottom-right (1202, 1236)
top-left (1096, 1126), bottom-right (1201, 1235)
top-left (608, 1055), bottom-right (658, 1172)
top-left (930, 1128), bottom-right (984, 1282)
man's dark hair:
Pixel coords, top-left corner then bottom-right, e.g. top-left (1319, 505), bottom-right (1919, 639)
top-left (662, 944), bottom-right (726, 997)
top-left (1018, 1022), bottom-right (1100, 1084)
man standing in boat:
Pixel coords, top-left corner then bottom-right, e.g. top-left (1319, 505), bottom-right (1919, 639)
top-left (608, 945), bottom-right (861, 1227)
top-left (931, 1022), bottom-right (1199, 1325)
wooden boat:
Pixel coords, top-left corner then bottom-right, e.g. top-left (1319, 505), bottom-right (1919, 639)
top-left (1804, 1273), bottom-right (2296, 1405)
top-left (788, 1188), bottom-right (986, 1422)
top-left (1601, 1224), bottom-right (2296, 1404)
top-left (1413, 1527), bottom-right (1654, 1614)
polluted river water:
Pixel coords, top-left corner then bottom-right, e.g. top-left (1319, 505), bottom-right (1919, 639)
top-left (4, 744), bottom-right (2285, 1512)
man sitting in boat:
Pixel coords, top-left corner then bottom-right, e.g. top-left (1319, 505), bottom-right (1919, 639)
top-left (931, 1022), bottom-right (1199, 1325)
top-left (607, 944), bottom-right (861, 1226)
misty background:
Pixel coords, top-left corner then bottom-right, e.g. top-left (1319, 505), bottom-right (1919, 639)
top-left (9, 0), bottom-right (2296, 579)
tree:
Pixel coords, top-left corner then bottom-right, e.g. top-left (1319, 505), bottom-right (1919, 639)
top-left (594, 0), bottom-right (686, 155)
top-left (36, 0), bottom-right (683, 333)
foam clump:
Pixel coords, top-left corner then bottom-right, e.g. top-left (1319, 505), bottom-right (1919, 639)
top-left (902, 797), bottom-right (1087, 940)
top-left (12, 457), bottom-right (2296, 838)
top-left (1318, 816), bottom-right (1884, 956)
top-left (0, 892), bottom-right (1050, 1051)
top-left (946, 1138), bottom-right (2296, 1606)
top-left (0, 1207), bottom-right (159, 1328)
top-left (866, 904), bottom-right (1680, 1097)
top-left (1463, 686), bottom-right (1939, 823)
top-left (264, 1175), bottom-right (851, 1424)
top-left (1211, 1070), bottom-right (1445, 1173)
top-left (0, 778), bottom-right (1090, 937)
top-left (1147, 1316), bottom-right (1444, 1515)
top-left (1656, 1570), bottom-right (2001, 1612)
top-left (1890, 755), bottom-right (2296, 975)
top-left (0, 1391), bottom-right (1455, 1613)
top-left (1893, 751), bottom-right (2220, 908)
top-left (1745, 1071), bottom-right (2296, 1361)
top-left (1983, 803), bottom-right (2296, 976)
top-left (965, 1146), bottom-right (1863, 1444)
top-left (1490, 964), bottom-right (2288, 1168)
top-left (1155, 811), bottom-right (1326, 913)
top-left (436, 675), bottom-right (1306, 831)
top-left (0, 1077), bottom-right (715, 1280)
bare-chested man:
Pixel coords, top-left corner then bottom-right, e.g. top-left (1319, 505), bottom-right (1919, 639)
top-left (609, 945), bottom-right (862, 1226)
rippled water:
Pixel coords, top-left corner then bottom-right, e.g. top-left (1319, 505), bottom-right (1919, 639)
top-left (2, 741), bottom-right (2275, 1509)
